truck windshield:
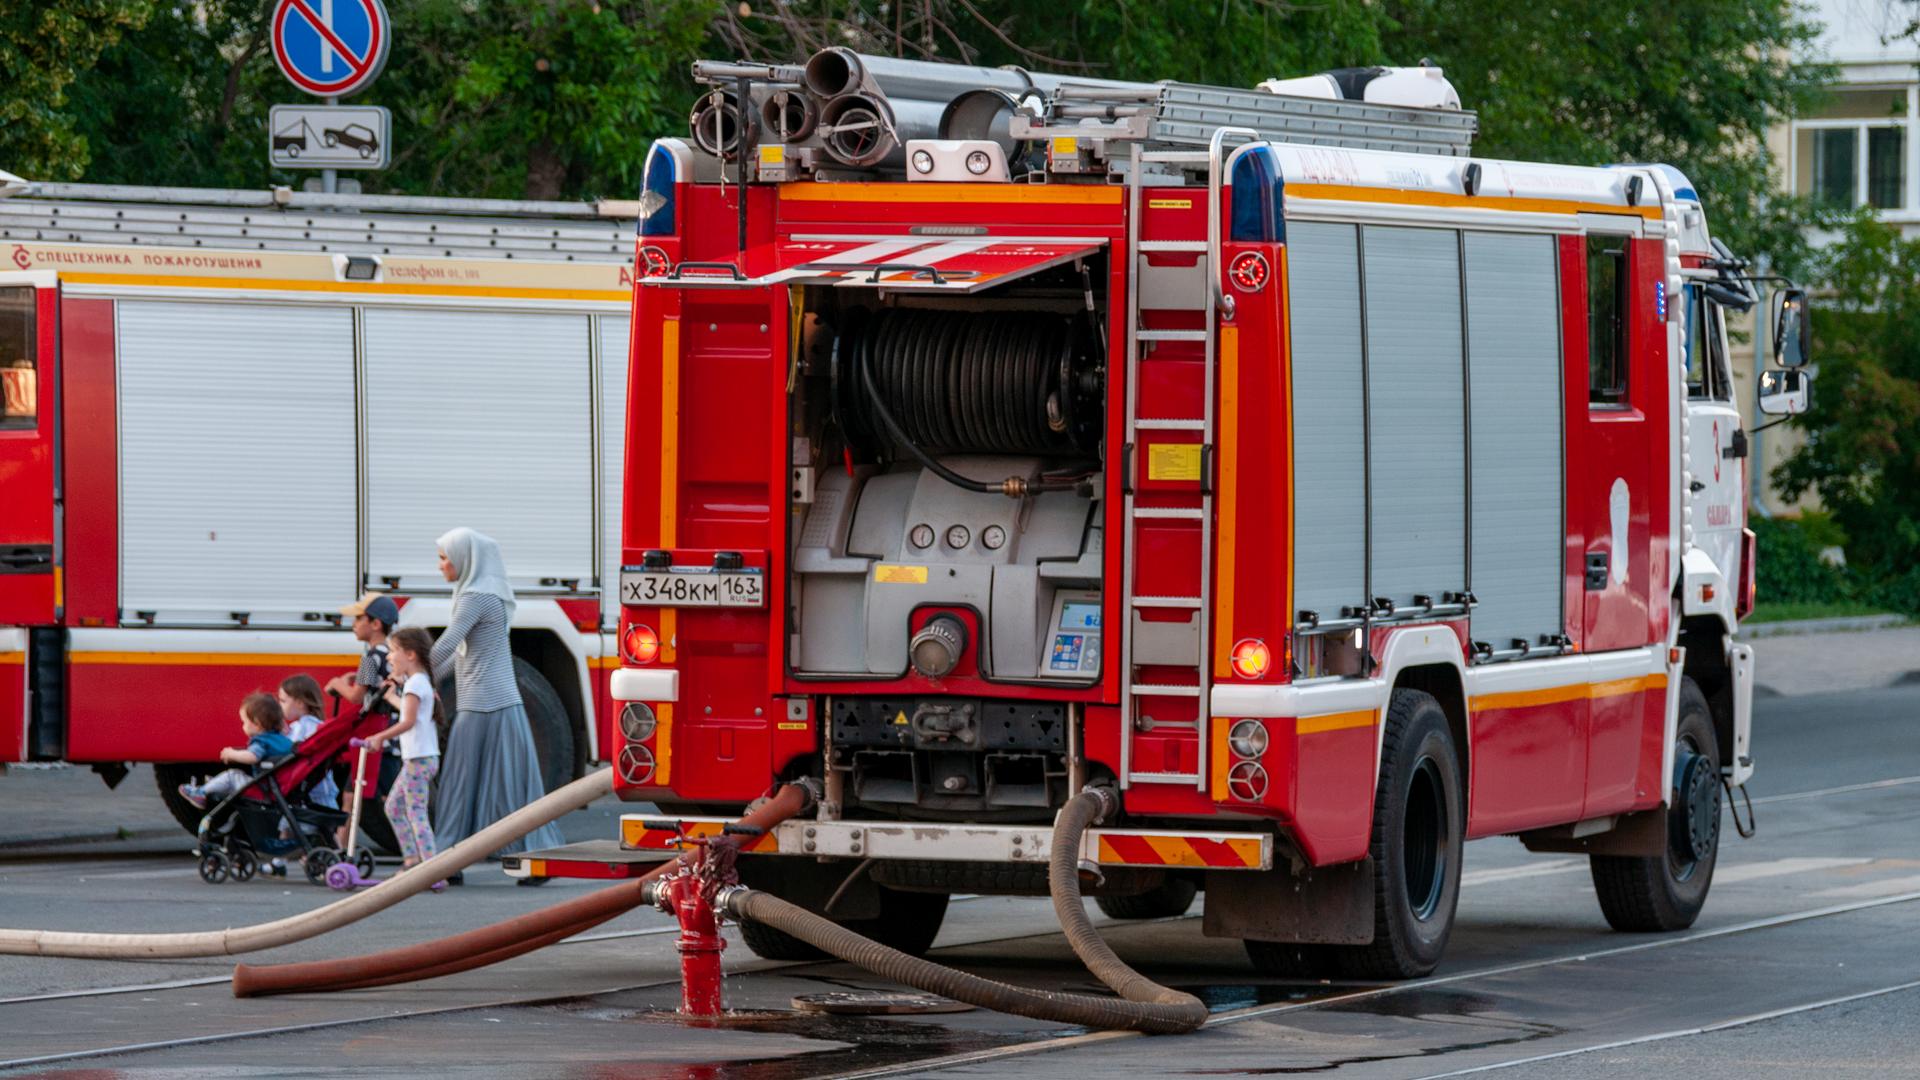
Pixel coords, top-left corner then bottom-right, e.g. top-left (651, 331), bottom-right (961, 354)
top-left (0, 288), bottom-right (35, 428)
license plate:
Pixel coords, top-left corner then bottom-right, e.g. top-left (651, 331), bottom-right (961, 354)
top-left (620, 569), bottom-right (764, 608)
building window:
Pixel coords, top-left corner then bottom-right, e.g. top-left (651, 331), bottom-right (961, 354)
top-left (1587, 237), bottom-right (1628, 406)
top-left (1793, 87), bottom-right (1911, 211)
top-left (0, 288), bottom-right (36, 429)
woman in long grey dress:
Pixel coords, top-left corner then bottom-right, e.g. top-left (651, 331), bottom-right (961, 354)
top-left (430, 527), bottom-right (566, 863)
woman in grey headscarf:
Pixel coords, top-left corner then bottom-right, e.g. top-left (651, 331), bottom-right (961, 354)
top-left (430, 527), bottom-right (565, 871)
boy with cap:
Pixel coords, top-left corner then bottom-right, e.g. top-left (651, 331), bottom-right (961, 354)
top-left (326, 592), bottom-right (403, 850)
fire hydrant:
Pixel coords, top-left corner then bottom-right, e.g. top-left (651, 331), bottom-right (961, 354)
top-left (651, 823), bottom-right (755, 1017)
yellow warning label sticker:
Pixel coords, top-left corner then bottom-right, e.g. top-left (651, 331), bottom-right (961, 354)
top-left (873, 564), bottom-right (928, 584)
top-left (1147, 443), bottom-right (1203, 482)
top-left (893, 710), bottom-right (910, 726)
top-left (1148, 198), bottom-right (1193, 210)
top-left (776, 721), bottom-right (808, 731)
top-left (1050, 136), bottom-right (1079, 156)
top-left (759, 144), bottom-right (786, 164)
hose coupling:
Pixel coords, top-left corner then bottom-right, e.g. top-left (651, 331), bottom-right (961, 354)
top-left (788, 776), bottom-right (826, 814)
top-left (1081, 784), bottom-right (1120, 824)
top-left (998, 477), bottom-right (1030, 498)
top-left (713, 884), bottom-right (752, 918)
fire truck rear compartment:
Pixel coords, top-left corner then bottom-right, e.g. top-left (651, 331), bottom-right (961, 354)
top-left (788, 275), bottom-right (1110, 817)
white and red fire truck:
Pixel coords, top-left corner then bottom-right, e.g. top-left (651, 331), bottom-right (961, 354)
top-left (0, 182), bottom-right (641, 837)
top-left (521, 50), bottom-right (1815, 976)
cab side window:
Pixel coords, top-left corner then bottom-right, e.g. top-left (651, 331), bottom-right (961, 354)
top-left (1685, 290), bottom-right (1733, 402)
top-left (0, 288), bottom-right (36, 429)
top-left (1586, 236), bottom-right (1629, 406)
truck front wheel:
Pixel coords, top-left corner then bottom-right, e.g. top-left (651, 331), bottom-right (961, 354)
top-left (737, 867), bottom-right (950, 961)
top-left (1334, 687), bottom-right (1464, 979)
top-left (1590, 677), bottom-right (1719, 931)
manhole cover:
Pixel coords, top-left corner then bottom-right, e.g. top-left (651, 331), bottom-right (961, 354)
top-left (791, 991), bottom-right (976, 1016)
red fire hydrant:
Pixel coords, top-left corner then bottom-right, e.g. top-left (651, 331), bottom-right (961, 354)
top-left (652, 823), bottom-right (753, 1018)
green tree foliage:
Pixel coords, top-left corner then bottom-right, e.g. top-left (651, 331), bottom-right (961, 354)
top-left (63, 0), bottom-right (710, 200)
top-left (1773, 214), bottom-right (1920, 609)
top-left (1378, 0), bottom-right (1834, 273)
top-left (0, 0), bottom-right (151, 180)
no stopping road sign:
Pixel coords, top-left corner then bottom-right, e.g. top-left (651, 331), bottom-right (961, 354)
top-left (271, 0), bottom-right (391, 99)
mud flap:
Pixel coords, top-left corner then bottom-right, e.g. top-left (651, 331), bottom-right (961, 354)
top-left (1202, 857), bottom-right (1374, 945)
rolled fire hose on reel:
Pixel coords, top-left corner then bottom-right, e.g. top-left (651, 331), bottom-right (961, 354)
top-left (0, 769), bottom-right (616, 959)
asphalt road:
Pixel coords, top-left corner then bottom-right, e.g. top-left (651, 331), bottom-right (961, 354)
top-left (0, 681), bottom-right (1915, 1078)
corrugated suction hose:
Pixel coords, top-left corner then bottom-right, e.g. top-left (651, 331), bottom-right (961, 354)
top-left (721, 787), bottom-right (1207, 1034)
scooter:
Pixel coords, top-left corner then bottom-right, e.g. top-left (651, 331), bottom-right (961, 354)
top-left (325, 738), bottom-right (381, 890)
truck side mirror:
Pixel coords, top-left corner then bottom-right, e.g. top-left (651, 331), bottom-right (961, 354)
top-left (1758, 368), bottom-right (1810, 416)
top-left (1772, 288), bottom-right (1810, 368)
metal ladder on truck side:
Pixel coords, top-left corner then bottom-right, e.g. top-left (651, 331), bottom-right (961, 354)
top-left (1118, 128), bottom-right (1255, 791)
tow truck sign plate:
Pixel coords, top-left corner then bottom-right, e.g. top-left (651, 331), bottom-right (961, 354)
top-left (269, 104), bottom-right (390, 169)
top-left (621, 569), bottom-right (764, 608)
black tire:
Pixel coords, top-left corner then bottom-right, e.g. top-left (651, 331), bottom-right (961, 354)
top-left (355, 848), bottom-right (377, 881)
top-left (434, 656), bottom-right (577, 797)
top-left (198, 852), bottom-right (229, 884)
top-left (1244, 940), bottom-right (1345, 979)
top-left (1591, 677), bottom-right (1720, 932)
top-left (230, 847), bottom-right (258, 883)
top-left (1331, 688), bottom-right (1464, 980)
top-left (305, 847), bottom-right (340, 886)
top-left (738, 885), bottom-right (951, 961)
top-left (1095, 876), bottom-right (1197, 920)
top-left (154, 763), bottom-right (223, 835)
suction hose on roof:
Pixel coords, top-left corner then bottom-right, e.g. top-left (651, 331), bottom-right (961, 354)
top-left (718, 787), bottom-right (1208, 1034)
top-left (0, 769), bottom-right (615, 959)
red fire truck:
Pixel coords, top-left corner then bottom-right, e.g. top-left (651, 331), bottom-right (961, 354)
top-left (0, 182), bottom-right (641, 840)
top-left (562, 51), bottom-right (1810, 977)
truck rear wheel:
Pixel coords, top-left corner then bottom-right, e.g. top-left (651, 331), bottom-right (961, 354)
top-left (1332, 687), bottom-right (1464, 980)
top-left (1590, 677), bottom-right (1719, 932)
top-left (738, 881), bottom-right (950, 961)
top-left (154, 762), bottom-right (223, 834)
top-left (433, 656), bottom-right (577, 797)
top-left (1095, 876), bottom-right (1197, 920)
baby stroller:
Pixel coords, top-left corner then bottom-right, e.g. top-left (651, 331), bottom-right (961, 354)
top-left (192, 707), bottom-right (384, 886)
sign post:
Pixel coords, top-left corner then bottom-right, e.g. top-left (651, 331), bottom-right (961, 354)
top-left (268, 0), bottom-right (392, 193)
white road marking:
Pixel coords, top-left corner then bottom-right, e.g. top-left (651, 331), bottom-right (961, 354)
top-left (1410, 978), bottom-right (1920, 1078)
top-left (836, 889), bottom-right (1920, 1079)
top-left (1712, 856), bottom-right (1872, 884)
top-left (1461, 860), bottom-right (1581, 886)
top-left (1813, 873), bottom-right (1920, 900)
top-left (1745, 774), bottom-right (1920, 805)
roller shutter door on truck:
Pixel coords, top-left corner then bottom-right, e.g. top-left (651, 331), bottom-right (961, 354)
top-left (118, 301), bottom-right (357, 624)
top-left (597, 315), bottom-right (630, 628)
top-left (1463, 232), bottom-right (1564, 653)
top-left (1362, 226), bottom-right (1467, 610)
top-left (362, 309), bottom-right (593, 592)
top-left (1286, 222), bottom-right (1368, 623)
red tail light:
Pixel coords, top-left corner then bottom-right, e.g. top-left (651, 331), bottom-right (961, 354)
top-left (1230, 638), bottom-right (1272, 679)
top-left (622, 623), bottom-right (660, 664)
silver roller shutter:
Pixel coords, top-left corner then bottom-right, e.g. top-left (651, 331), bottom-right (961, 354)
top-left (1464, 232), bottom-right (1563, 651)
top-left (1362, 226), bottom-right (1466, 609)
top-left (118, 301), bottom-right (357, 622)
top-left (1286, 221), bottom-right (1367, 623)
top-left (363, 308), bottom-right (593, 591)
top-left (598, 314), bottom-right (631, 626)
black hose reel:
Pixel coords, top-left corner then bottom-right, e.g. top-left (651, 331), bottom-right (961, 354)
top-left (831, 308), bottom-right (1104, 493)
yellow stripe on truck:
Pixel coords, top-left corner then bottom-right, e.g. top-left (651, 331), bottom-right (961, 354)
top-left (67, 651), bottom-right (360, 666)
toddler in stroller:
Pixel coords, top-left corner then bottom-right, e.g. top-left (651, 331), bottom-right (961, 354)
top-left (186, 691), bottom-right (380, 886)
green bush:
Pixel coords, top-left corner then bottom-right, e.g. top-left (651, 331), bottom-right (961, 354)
top-left (1750, 515), bottom-right (1852, 606)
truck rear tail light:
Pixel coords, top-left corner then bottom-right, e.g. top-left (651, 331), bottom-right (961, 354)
top-left (1230, 638), bottom-right (1271, 679)
top-left (617, 743), bottom-right (657, 786)
top-left (619, 702), bottom-right (658, 742)
top-left (1227, 760), bottom-right (1268, 801)
top-left (1227, 719), bottom-right (1268, 760)
top-left (622, 623), bottom-right (660, 664)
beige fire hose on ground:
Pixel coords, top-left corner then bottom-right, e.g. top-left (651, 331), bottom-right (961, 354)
top-left (0, 769), bottom-right (614, 959)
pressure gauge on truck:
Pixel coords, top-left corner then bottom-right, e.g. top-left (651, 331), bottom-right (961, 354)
top-left (981, 524), bottom-right (1007, 550)
top-left (909, 523), bottom-right (935, 549)
top-left (944, 524), bottom-right (971, 550)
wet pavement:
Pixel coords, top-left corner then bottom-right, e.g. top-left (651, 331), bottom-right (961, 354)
top-left (2, 681), bottom-right (1917, 1078)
